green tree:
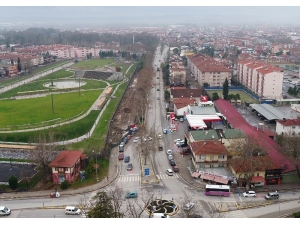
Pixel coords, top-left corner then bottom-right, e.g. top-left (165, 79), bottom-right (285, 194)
top-left (85, 158), bottom-right (96, 179)
top-left (292, 211), bottom-right (300, 218)
top-left (212, 92), bottom-right (219, 101)
top-left (222, 78), bottom-right (229, 100)
top-left (87, 191), bottom-right (123, 218)
top-left (200, 46), bottom-right (214, 57)
top-left (203, 82), bottom-right (210, 88)
top-left (8, 176), bottom-right (18, 190)
top-left (173, 47), bottom-right (179, 55)
top-left (60, 180), bottom-right (70, 190)
top-left (235, 94), bottom-right (241, 100)
top-left (164, 90), bottom-right (170, 101)
top-left (17, 57), bottom-right (22, 72)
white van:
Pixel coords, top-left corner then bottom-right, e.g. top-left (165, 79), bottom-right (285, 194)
top-left (152, 213), bottom-right (170, 218)
top-left (65, 206), bottom-right (81, 215)
top-left (0, 206), bottom-right (11, 216)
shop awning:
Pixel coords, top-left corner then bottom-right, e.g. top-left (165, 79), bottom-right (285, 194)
top-left (251, 176), bottom-right (264, 183)
top-left (191, 172), bottom-right (200, 178)
top-left (201, 174), bottom-right (215, 181)
top-left (213, 176), bottom-right (228, 184)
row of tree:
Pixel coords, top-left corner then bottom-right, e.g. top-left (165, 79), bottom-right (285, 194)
top-left (1, 27), bottom-right (159, 48)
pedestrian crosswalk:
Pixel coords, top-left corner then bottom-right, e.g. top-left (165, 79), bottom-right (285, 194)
top-left (229, 210), bottom-right (247, 218)
top-left (117, 173), bottom-right (180, 182)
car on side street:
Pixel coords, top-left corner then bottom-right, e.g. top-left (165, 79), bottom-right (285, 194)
top-left (133, 137), bottom-right (139, 143)
top-left (124, 156), bottom-right (130, 163)
top-left (166, 149), bottom-right (172, 155)
top-left (118, 153), bottom-right (124, 160)
top-left (184, 202), bottom-right (195, 211)
top-left (166, 169), bottom-right (174, 176)
top-left (119, 142), bottom-right (125, 148)
top-left (169, 159), bottom-right (176, 166)
top-left (168, 154), bottom-right (173, 160)
top-left (127, 163), bottom-right (133, 171)
top-left (0, 206), bottom-right (11, 216)
top-left (172, 165), bottom-right (179, 172)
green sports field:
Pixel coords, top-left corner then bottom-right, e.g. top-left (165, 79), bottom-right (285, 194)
top-left (206, 90), bottom-right (259, 103)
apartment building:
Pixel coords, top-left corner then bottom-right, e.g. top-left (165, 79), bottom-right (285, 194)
top-left (237, 59), bottom-right (283, 99)
top-left (187, 53), bottom-right (231, 87)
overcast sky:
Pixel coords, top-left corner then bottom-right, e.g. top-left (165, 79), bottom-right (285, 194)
top-left (0, 6), bottom-right (300, 28)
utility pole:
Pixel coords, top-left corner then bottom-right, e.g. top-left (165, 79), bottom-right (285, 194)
top-left (51, 94), bottom-right (54, 114)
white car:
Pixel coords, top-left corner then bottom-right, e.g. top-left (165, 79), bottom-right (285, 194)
top-left (163, 129), bottom-right (167, 134)
top-left (174, 139), bottom-right (183, 143)
top-left (148, 137), bottom-right (153, 141)
top-left (176, 140), bottom-right (185, 146)
top-left (243, 191), bottom-right (256, 197)
top-left (184, 202), bottom-right (195, 211)
top-left (133, 137), bottom-right (139, 143)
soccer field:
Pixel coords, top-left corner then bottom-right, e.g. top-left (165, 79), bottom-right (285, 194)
top-left (206, 90), bottom-right (259, 103)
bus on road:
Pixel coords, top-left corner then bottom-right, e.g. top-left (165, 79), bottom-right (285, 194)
top-left (205, 184), bottom-right (230, 197)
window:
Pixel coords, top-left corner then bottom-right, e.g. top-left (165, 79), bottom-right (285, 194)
top-left (239, 174), bottom-right (242, 178)
top-left (55, 167), bottom-right (58, 171)
top-left (210, 155), bottom-right (214, 161)
top-left (200, 164), bottom-right (205, 168)
top-left (244, 174), bottom-right (247, 178)
top-left (58, 168), bottom-right (64, 173)
top-left (200, 155), bottom-right (206, 159)
top-left (218, 155), bottom-right (224, 159)
top-left (218, 164), bottom-right (224, 168)
top-left (292, 126), bottom-right (296, 129)
top-left (210, 164), bottom-right (214, 168)
top-left (257, 173), bottom-right (259, 176)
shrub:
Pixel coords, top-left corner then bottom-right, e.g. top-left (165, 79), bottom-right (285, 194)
top-left (8, 176), bottom-right (18, 190)
top-left (60, 180), bottom-right (70, 190)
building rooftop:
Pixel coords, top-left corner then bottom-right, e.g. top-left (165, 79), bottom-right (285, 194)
top-left (190, 130), bottom-right (219, 141)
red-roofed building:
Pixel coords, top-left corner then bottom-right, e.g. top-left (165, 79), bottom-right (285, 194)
top-left (237, 59), bottom-right (283, 99)
top-left (229, 155), bottom-right (281, 186)
top-left (190, 141), bottom-right (230, 169)
top-left (187, 53), bottom-right (231, 87)
top-left (276, 118), bottom-right (300, 136)
top-left (214, 99), bottom-right (295, 177)
top-left (49, 151), bottom-right (86, 184)
top-left (173, 98), bottom-right (196, 116)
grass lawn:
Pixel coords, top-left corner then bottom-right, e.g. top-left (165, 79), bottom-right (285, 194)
top-left (0, 110), bottom-right (99, 143)
top-left (0, 61), bottom-right (70, 88)
top-left (206, 90), bottom-right (259, 103)
top-left (71, 58), bottom-right (115, 70)
top-left (0, 90), bottom-right (101, 128)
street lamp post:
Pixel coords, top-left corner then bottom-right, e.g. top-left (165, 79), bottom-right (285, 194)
top-left (92, 150), bottom-right (99, 182)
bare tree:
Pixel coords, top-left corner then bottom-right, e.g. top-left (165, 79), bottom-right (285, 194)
top-left (277, 133), bottom-right (300, 180)
top-left (124, 190), bottom-right (154, 218)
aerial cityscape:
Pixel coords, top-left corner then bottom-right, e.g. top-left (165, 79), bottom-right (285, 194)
top-left (0, 6), bottom-right (300, 219)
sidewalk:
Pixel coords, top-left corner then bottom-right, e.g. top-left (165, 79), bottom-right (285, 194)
top-left (0, 146), bottom-right (119, 199)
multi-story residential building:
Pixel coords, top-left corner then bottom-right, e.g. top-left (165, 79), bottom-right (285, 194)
top-left (190, 141), bottom-right (230, 169)
top-left (276, 118), bottom-right (300, 136)
top-left (237, 59), bottom-right (283, 99)
top-left (187, 53), bottom-right (231, 87)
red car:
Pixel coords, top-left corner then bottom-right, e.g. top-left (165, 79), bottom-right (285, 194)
top-left (172, 165), bottom-right (179, 172)
top-left (118, 152), bottom-right (124, 160)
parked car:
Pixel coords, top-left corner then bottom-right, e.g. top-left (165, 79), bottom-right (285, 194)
top-left (166, 149), bottom-right (172, 155)
top-left (126, 191), bottom-right (137, 198)
top-left (174, 139), bottom-right (183, 143)
top-left (169, 159), bottom-right (176, 166)
top-left (168, 154), bottom-right (174, 160)
top-left (127, 163), bottom-right (133, 171)
top-left (157, 133), bottom-right (162, 139)
top-left (124, 156), bottom-right (130, 163)
top-left (158, 146), bottom-right (163, 151)
top-left (176, 140), bottom-right (185, 147)
top-left (184, 202), bottom-right (195, 211)
top-left (157, 88), bottom-right (160, 91)
top-left (119, 145), bottom-right (124, 152)
top-left (118, 153), bottom-right (124, 160)
top-left (180, 118), bottom-right (184, 122)
top-left (172, 165), bottom-right (179, 172)
top-left (243, 191), bottom-right (256, 197)
top-left (133, 137), bottom-right (139, 143)
top-left (163, 129), bottom-right (167, 134)
top-left (119, 142), bottom-right (125, 148)
top-left (123, 137), bottom-right (128, 144)
top-left (148, 137), bottom-right (153, 141)
top-left (166, 169), bottom-right (174, 176)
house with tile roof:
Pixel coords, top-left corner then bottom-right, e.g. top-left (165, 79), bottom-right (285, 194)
top-left (190, 141), bottom-right (230, 170)
top-left (229, 155), bottom-right (281, 187)
top-left (173, 97), bottom-right (196, 116)
top-left (49, 150), bottom-right (86, 184)
top-left (276, 118), bottom-right (300, 136)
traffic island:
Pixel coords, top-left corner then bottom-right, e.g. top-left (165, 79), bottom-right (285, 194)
top-left (145, 199), bottom-right (179, 217)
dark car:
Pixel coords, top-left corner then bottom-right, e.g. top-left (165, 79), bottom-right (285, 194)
top-left (158, 146), bottom-right (163, 151)
top-left (169, 159), bottom-right (176, 166)
top-left (157, 88), bottom-right (160, 91)
top-left (123, 137), bottom-right (128, 144)
top-left (127, 163), bottom-right (133, 171)
top-left (118, 153), bottom-right (124, 160)
top-left (124, 156), bottom-right (130, 163)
